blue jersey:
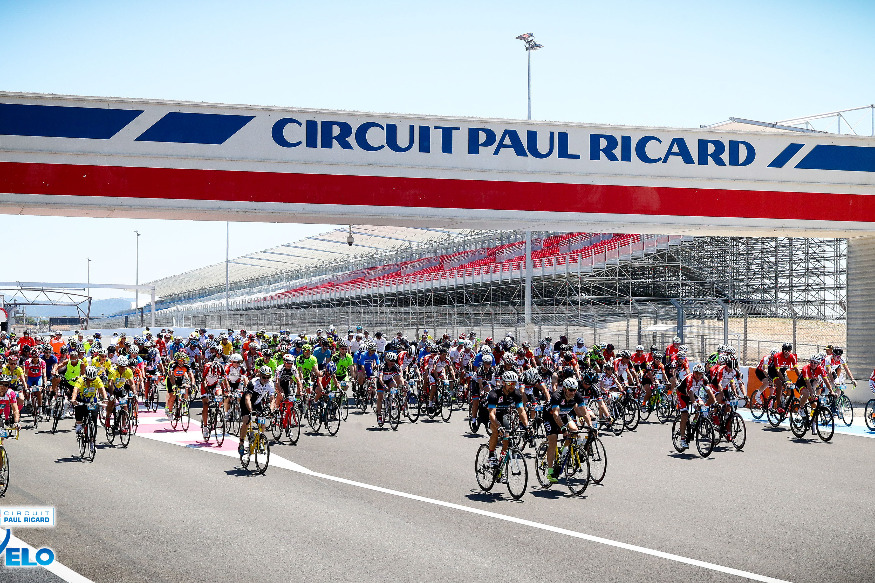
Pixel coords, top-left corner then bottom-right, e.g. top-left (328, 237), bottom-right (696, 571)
top-left (359, 352), bottom-right (380, 376)
top-left (313, 347), bottom-right (332, 366)
top-left (472, 353), bottom-right (484, 368)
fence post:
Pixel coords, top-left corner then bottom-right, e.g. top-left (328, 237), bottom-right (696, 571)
top-left (743, 306), bottom-right (749, 364)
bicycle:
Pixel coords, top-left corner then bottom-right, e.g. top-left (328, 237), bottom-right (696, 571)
top-left (168, 386), bottom-right (191, 432)
top-left (125, 388), bottom-right (139, 435)
top-left (474, 429), bottom-right (529, 500)
top-left (376, 384), bottom-right (401, 431)
top-left (77, 402), bottom-right (99, 462)
top-left (104, 396), bottom-right (132, 448)
top-left (306, 390), bottom-right (342, 435)
top-left (671, 402), bottom-right (716, 458)
top-left (823, 385), bottom-right (853, 427)
top-left (789, 395), bottom-right (834, 442)
top-left (270, 395), bottom-right (301, 445)
top-left (534, 429), bottom-right (591, 496)
top-left (241, 413), bottom-right (270, 474)
top-left (227, 390), bottom-right (243, 436)
top-left (401, 378), bottom-right (420, 423)
top-left (26, 384), bottom-right (41, 430)
top-left (49, 388), bottom-right (69, 434)
top-left (426, 378), bottom-right (453, 422)
top-left (144, 374), bottom-right (161, 412)
top-left (708, 396), bottom-right (747, 451)
top-left (202, 392), bottom-right (226, 446)
top-left (0, 424), bottom-right (20, 497)
top-left (620, 386), bottom-right (640, 431)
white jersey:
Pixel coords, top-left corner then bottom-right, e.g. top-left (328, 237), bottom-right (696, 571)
top-left (826, 354), bottom-right (846, 381)
top-left (427, 356), bottom-right (450, 374)
top-left (374, 338), bottom-right (387, 353)
top-left (460, 350), bottom-right (474, 368)
top-left (349, 339), bottom-right (361, 354)
top-left (615, 360), bottom-right (631, 382)
top-left (448, 348), bottom-right (462, 364)
top-left (573, 344), bottom-right (588, 358)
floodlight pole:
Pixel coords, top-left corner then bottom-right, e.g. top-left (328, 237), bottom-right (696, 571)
top-left (135, 231), bottom-right (140, 314)
top-left (225, 221), bottom-right (230, 314)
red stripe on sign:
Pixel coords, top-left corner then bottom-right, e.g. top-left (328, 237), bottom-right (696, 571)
top-left (0, 161), bottom-right (872, 221)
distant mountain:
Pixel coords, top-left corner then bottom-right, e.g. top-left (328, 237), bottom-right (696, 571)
top-left (7, 298), bottom-right (134, 318)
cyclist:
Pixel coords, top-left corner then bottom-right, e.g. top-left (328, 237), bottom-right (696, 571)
top-left (105, 356), bottom-right (135, 431)
top-left (425, 346), bottom-right (454, 413)
top-left (224, 353), bottom-right (248, 417)
top-left (166, 353), bottom-right (195, 420)
top-left (824, 346), bottom-right (856, 390)
top-left (238, 365), bottom-right (276, 456)
top-left (72, 366), bottom-right (106, 436)
top-left (755, 350), bottom-right (777, 393)
top-left (544, 376), bottom-right (592, 483)
top-left (355, 343), bottom-right (380, 401)
top-left (579, 369), bottom-right (612, 426)
top-left (23, 349), bottom-right (46, 417)
top-left (796, 354), bottom-right (831, 418)
top-left (485, 370), bottom-right (531, 468)
top-left (470, 353), bottom-right (495, 425)
top-left (0, 376), bottom-right (21, 429)
top-left (200, 357), bottom-right (225, 428)
top-left (572, 338), bottom-right (588, 360)
top-left (296, 344), bottom-right (322, 399)
top-left (769, 343), bottom-right (800, 413)
top-left (375, 351), bottom-right (404, 425)
top-left (40, 344), bottom-right (58, 399)
top-left (676, 363), bottom-right (713, 450)
top-left (274, 353), bottom-right (302, 409)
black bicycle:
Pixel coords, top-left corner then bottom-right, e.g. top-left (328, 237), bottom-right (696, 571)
top-left (671, 402), bottom-right (716, 458)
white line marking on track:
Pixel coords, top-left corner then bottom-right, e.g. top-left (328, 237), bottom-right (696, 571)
top-left (137, 428), bottom-right (792, 583)
top-left (9, 531), bottom-right (96, 583)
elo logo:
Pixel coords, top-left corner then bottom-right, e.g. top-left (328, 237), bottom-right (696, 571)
top-left (0, 529), bottom-right (55, 567)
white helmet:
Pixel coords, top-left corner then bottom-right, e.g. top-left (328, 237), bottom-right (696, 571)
top-left (230, 353), bottom-right (243, 363)
top-left (482, 354), bottom-right (494, 364)
top-left (692, 363), bottom-right (705, 374)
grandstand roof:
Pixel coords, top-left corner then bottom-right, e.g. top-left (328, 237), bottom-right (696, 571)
top-left (149, 226), bottom-right (467, 298)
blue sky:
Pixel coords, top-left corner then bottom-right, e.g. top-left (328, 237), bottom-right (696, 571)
top-left (1, 0), bottom-right (873, 298)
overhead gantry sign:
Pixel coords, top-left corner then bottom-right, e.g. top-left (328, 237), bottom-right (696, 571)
top-left (0, 92), bottom-right (873, 236)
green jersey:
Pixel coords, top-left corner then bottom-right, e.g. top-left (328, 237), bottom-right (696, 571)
top-left (296, 355), bottom-right (318, 380)
top-left (333, 353), bottom-right (354, 379)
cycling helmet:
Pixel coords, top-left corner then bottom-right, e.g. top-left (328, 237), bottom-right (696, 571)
top-left (833, 347), bottom-right (843, 356)
top-left (582, 370), bottom-right (599, 385)
top-left (502, 352), bottom-right (515, 364)
top-left (229, 353), bottom-right (243, 363)
top-left (116, 356), bottom-right (129, 367)
top-left (562, 377), bottom-right (578, 391)
top-left (85, 366), bottom-right (98, 381)
top-left (673, 336), bottom-right (681, 344)
top-left (719, 355), bottom-right (729, 365)
top-left (282, 354), bottom-right (295, 363)
top-left (603, 361), bottom-right (615, 370)
top-left (650, 344), bottom-right (659, 352)
top-left (692, 363), bottom-right (706, 374)
top-left (302, 344), bottom-right (313, 352)
top-left (770, 349), bottom-right (778, 357)
top-left (620, 350), bottom-right (631, 359)
top-left (385, 352), bottom-right (397, 362)
top-left (501, 370), bottom-right (518, 383)
top-left (809, 354), bottom-right (820, 363)
top-left (576, 337), bottom-right (585, 344)
top-left (522, 368), bottom-right (540, 384)
top-left (0, 375), bottom-right (11, 385)
top-left (439, 346), bottom-right (449, 355)
top-left (148, 348), bottom-right (159, 359)
top-left (480, 346), bottom-right (491, 355)
top-left (482, 354), bottom-right (494, 365)
top-left (258, 365), bottom-right (272, 377)
top-left (782, 343), bottom-right (792, 352)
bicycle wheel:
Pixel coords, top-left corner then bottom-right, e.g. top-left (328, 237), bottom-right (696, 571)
top-left (586, 436), bottom-right (607, 484)
top-left (838, 394), bottom-right (853, 427)
top-left (51, 398), bottom-right (63, 434)
top-left (170, 399), bottom-right (180, 430)
top-left (143, 384), bottom-right (152, 411)
top-left (180, 399), bottom-right (190, 432)
top-left (638, 394), bottom-right (652, 422)
top-left (564, 448), bottom-right (590, 496)
top-left (307, 402), bottom-right (322, 432)
top-left (505, 447), bottom-right (528, 500)
top-left (440, 390), bottom-right (452, 423)
top-left (129, 402), bottom-right (138, 435)
top-left (340, 391), bottom-right (349, 422)
top-left (866, 399), bottom-right (875, 431)
top-left (215, 408), bottom-right (226, 446)
top-left (326, 401), bottom-right (342, 436)
top-left (31, 397), bottom-right (39, 431)
top-left (656, 397), bottom-right (674, 424)
top-left (789, 402), bottom-right (807, 439)
top-left (85, 418), bottom-right (97, 462)
top-left (609, 401), bottom-right (625, 436)
top-left (118, 410), bottom-right (131, 448)
top-left (254, 432), bottom-right (270, 474)
top-left (622, 398), bottom-right (639, 431)
top-left (78, 429), bottom-right (87, 459)
top-left (271, 409), bottom-right (284, 442)
top-left (765, 395), bottom-right (784, 428)
top-left (406, 390), bottom-right (420, 423)
top-left (228, 401), bottom-right (241, 436)
top-left (534, 441), bottom-right (552, 489)
top-left (729, 413), bottom-right (746, 451)
top-left (105, 411), bottom-right (116, 445)
top-left (0, 446), bottom-right (8, 497)
top-left (240, 431), bottom-right (252, 469)
top-left (387, 395), bottom-right (400, 431)
top-left (286, 406), bottom-right (301, 445)
top-left (695, 418), bottom-right (715, 458)
top-left (150, 385), bottom-right (159, 412)
top-left (814, 407), bottom-right (834, 442)
top-left (474, 444), bottom-right (496, 492)
top-left (671, 415), bottom-right (686, 452)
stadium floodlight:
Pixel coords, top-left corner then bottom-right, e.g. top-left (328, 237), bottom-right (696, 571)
top-left (347, 225), bottom-right (354, 247)
top-left (516, 32), bottom-right (543, 120)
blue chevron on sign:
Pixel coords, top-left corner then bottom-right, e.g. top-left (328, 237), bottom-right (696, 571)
top-left (795, 144), bottom-right (875, 172)
top-left (767, 143), bottom-right (804, 168)
top-left (135, 112), bottom-right (254, 145)
top-left (0, 103), bottom-right (142, 139)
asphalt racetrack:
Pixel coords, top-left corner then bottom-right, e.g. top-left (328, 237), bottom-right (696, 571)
top-left (2, 396), bottom-right (874, 583)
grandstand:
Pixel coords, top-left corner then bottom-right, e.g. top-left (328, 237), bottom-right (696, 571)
top-left (97, 225), bottom-right (846, 365)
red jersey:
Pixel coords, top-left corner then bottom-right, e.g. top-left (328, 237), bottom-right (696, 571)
top-left (155, 338), bottom-right (167, 356)
top-left (665, 343), bottom-right (680, 361)
top-left (773, 352), bottom-right (797, 368)
top-left (798, 363), bottom-right (826, 386)
top-left (757, 354), bottom-right (773, 371)
top-left (631, 352), bottom-right (651, 366)
top-left (17, 336), bottom-right (36, 349)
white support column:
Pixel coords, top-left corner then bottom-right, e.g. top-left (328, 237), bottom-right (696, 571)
top-left (150, 287), bottom-right (156, 328)
top-left (846, 236), bottom-right (875, 404)
top-left (525, 230), bottom-right (533, 342)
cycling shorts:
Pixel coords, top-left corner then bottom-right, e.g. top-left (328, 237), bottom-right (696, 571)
top-left (26, 377), bottom-right (42, 389)
top-left (755, 368), bottom-right (766, 382)
top-left (543, 414), bottom-right (571, 436)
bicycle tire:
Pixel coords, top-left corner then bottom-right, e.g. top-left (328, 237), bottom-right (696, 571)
top-left (150, 384), bottom-right (159, 412)
top-left (586, 436), bottom-right (607, 484)
top-left (866, 399), bottom-right (875, 431)
top-left (814, 406), bottom-right (834, 442)
top-left (765, 395), bottom-right (784, 428)
top-left (105, 411), bottom-right (116, 445)
top-left (505, 447), bottom-right (528, 500)
top-left (170, 400), bottom-right (180, 430)
top-left (534, 441), bottom-right (552, 489)
top-left (729, 412), bottom-right (746, 451)
top-left (85, 417), bottom-right (97, 462)
top-left (656, 397), bottom-right (673, 424)
top-left (474, 444), bottom-right (496, 492)
top-left (609, 401), bottom-right (625, 436)
top-left (838, 394), bottom-right (853, 427)
top-left (340, 391), bottom-right (349, 422)
top-left (78, 429), bottom-right (87, 459)
top-left (638, 394), bottom-right (652, 422)
top-left (326, 401), bottom-right (342, 435)
top-left (286, 406), bottom-right (301, 445)
top-left (31, 396), bottom-right (39, 431)
top-left (695, 418), bottom-right (715, 458)
top-left (229, 401), bottom-right (241, 436)
top-left (254, 432), bottom-right (270, 474)
top-left (270, 409), bottom-right (284, 442)
top-left (789, 402), bottom-right (807, 439)
top-left (129, 401), bottom-right (138, 435)
top-left (214, 407), bottom-right (225, 446)
top-left (51, 398), bottom-right (63, 434)
top-left (671, 415), bottom-right (686, 453)
top-left (240, 431), bottom-right (252, 469)
top-left (440, 389), bottom-right (452, 422)
top-left (0, 446), bottom-right (8, 497)
top-left (308, 402), bottom-right (322, 433)
top-left (181, 399), bottom-right (190, 432)
top-left (118, 409), bottom-right (131, 448)
top-left (622, 398), bottom-right (639, 431)
top-left (406, 390), bottom-right (420, 423)
top-left (749, 389), bottom-right (765, 420)
top-left (387, 395), bottom-right (400, 431)
top-left (564, 447), bottom-right (590, 496)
